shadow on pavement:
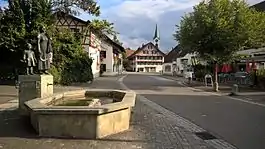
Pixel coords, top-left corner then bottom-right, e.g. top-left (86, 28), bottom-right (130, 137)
top-left (0, 111), bottom-right (148, 143)
top-left (0, 110), bottom-right (38, 139)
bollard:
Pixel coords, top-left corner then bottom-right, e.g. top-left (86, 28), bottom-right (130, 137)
top-left (230, 84), bottom-right (239, 96)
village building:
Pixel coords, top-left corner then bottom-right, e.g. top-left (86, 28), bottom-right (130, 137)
top-left (54, 12), bottom-right (124, 78)
top-left (127, 24), bottom-right (165, 72)
top-left (162, 45), bottom-right (198, 76)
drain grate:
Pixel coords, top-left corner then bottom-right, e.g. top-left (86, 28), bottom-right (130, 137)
top-left (195, 132), bottom-right (217, 140)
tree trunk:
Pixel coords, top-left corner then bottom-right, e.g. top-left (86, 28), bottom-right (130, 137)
top-left (213, 63), bottom-right (219, 92)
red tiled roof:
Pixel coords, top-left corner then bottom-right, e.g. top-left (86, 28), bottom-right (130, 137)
top-left (125, 49), bottom-right (135, 58)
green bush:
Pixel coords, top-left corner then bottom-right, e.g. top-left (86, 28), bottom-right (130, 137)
top-left (49, 65), bottom-right (62, 84)
top-left (0, 0), bottom-right (98, 85)
top-left (193, 64), bottom-right (211, 80)
top-left (61, 53), bottom-right (93, 85)
top-left (49, 28), bottom-right (94, 85)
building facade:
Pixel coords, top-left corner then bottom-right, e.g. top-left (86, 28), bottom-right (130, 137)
top-left (128, 42), bottom-right (165, 72)
top-left (162, 46), bottom-right (180, 75)
top-left (100, 38), bottom-right (124, 76)
top-left (54, 12), bottom-right (124, 77)
top-left (127, 24), bottom-right (165, 72)
top-left (162, 45), bottom-right (199, 76)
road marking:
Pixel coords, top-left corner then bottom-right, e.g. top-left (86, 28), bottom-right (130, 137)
top-left (119, 74), bottom-right (237, 149)
top-left (118, 75), bottom-right (236, 149)
top-left (149, 76), bottom-right (176, 82)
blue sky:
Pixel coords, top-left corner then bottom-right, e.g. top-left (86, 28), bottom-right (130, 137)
top-left (0, 0), bottom-right (263, 51)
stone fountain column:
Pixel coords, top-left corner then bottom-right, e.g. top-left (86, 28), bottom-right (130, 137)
top-left (18, 75), bottom-right (53, 115)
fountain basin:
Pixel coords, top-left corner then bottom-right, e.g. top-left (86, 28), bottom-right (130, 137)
top-left (24, 89), bottom-right (136, 139)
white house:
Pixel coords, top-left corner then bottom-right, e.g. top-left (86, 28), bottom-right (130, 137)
top-left (54, 12), bottom-right (125, 78)
top-left (55, 12), bottom-right (102, 78)
top-left (127, 42), bottom-right (165, 72)
top-left (100, 37), bottom-right (124, 76)
top-left (86, 32), bottom-right (101, 78)
top-left (162, 45), bottom-right (198, 76)
top-left (162, 46), bottom-right (180, 75)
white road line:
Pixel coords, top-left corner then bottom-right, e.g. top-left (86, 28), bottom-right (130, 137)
top-left (149, 76), bottom-right (176, 82)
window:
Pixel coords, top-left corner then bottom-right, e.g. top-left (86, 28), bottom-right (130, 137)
top-left (143, 50), bottom-right (148, 54)
top-left (165, 65), bottom-right (171, 72)
top-left (70, 28), bottom-right (80, 33)
top-left (148, 45), bottom-right (152, 49)
top-left (100, 51), bottom-right (106, 58)
top-left (100, 64), bottom-right (106, 72)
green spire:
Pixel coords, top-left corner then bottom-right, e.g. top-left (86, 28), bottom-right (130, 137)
top-left (153, 24), bottom-right (160, 40)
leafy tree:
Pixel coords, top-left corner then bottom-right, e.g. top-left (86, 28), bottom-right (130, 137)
top-left (174, 0), bottom-right (265, 91)
top-left (51, 0), bottom-right (100, 16)
top-left (113, 34), bottom-right (123, 45)
top-left (0, 0), bottom-right (116, 84)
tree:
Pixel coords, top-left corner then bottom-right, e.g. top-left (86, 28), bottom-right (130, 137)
top-left (174, 0), bottom-right (265, 91)
top-left (0, 0), bottom-right (117, 83)
top-left (113, 34), bottom-right (123, 45)
top-left (51, 0), bottom-right (100, 16)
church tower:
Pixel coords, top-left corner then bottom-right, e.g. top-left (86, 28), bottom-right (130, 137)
top-left (153, 24), bottom-right (160, 48)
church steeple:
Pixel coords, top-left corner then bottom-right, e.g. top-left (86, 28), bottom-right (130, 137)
top-left (153, 24), bottom-right (160, 47)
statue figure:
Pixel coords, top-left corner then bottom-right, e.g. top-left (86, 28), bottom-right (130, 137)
top-left (23, 43), bottom-right (37, 75)
top-left (37, 26), bottom-right (53, 74)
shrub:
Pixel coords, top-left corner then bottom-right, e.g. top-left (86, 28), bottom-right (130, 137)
top-left (49, 28), bottom-right (94, 85)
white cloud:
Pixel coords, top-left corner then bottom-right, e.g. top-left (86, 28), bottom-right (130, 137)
top-left (105, 0), bottom-right (200, 21)
top-left (101, 0), bottom-right (201, 50)
top-left (100, 0), bottom-right (264, 51)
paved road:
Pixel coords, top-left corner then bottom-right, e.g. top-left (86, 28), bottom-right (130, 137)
top-left (123, 74), bottom-right (265, 149)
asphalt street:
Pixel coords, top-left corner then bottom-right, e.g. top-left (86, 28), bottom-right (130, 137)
top-left (123, 73), bottom-right (265, 149)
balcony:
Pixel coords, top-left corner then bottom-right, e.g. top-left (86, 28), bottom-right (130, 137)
top-left (136, 59), bottom-right (163, 62)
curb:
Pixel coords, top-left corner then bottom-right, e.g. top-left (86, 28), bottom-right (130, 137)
top-left (119, 75), bottom-right (237, 149)
top-left (160, 75), bottom-right (265, 108)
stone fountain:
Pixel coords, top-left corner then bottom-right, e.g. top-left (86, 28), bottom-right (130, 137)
top-left (18, 30), bottom-right (136, 139)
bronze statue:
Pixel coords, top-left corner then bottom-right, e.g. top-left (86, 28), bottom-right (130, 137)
top-left (23, 43), bottom-right (37, 75)
top-left (37, 26), bottom-right (53, 74)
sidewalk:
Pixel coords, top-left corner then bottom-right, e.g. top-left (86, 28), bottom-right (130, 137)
top-left (0, 75), bottom-right (236, 149)
top-left (161, 75), bottom-right (265, 105)
top-left (161, 75), bottom-right (264, 94)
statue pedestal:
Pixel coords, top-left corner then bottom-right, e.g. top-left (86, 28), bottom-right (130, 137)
top-left (18, 75), bottom-right (53, 115)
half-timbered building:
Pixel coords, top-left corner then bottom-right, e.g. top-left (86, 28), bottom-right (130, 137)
top-left (128, 42), bottom-right (165, 72)
top-left (127, 25), bottom-right (165, 72)
top-left (54, 12), bottom-right (124, 77)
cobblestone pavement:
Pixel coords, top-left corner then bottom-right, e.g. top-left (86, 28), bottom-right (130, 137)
top-left (0, 74), bottom-right (238, 149)
top-left (122, 74), bottom-right (265, 149)
top-left (0, 96), bottom-right (219, 149)
top-left (0, 75), bottom-right (219, 149)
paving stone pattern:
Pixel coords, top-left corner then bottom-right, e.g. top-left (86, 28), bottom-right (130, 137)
top-left (0, 75), bottom-right (236, 149)
top-left (0, 95), bottom-right (216, 149)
